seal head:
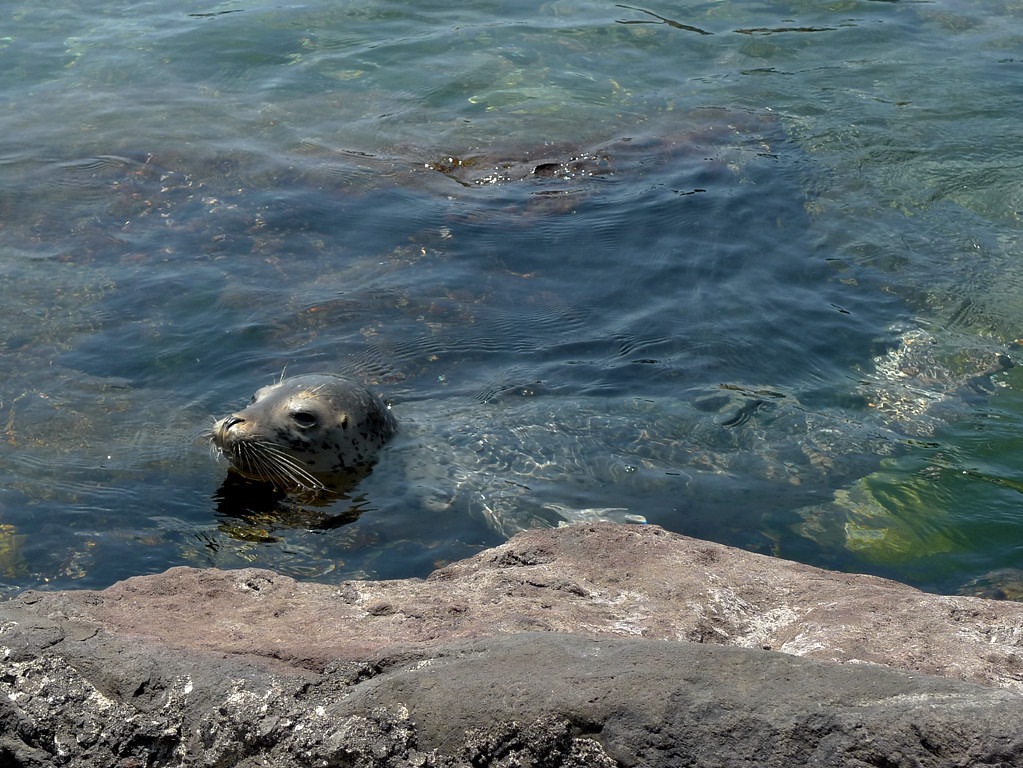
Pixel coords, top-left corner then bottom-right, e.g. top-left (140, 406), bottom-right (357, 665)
top-left (211, 373), bottom-right (396, 491)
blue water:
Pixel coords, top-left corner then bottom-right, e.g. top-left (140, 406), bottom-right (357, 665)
top-left (2, 0), bottom-right (1023, 598)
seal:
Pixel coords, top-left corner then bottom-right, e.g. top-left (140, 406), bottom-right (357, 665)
top-left (211, 373), bottom-right (397, 491)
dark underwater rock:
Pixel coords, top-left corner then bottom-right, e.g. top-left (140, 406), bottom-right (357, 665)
top-left (2, 523), bottom-right (1023, 767)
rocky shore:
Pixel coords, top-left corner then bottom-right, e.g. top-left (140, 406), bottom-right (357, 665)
top-left (2, 523), bottom-right (1022, 766)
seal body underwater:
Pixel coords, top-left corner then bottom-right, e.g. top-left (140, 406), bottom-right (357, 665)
top-left (211, 373), bottom-right (397, 491)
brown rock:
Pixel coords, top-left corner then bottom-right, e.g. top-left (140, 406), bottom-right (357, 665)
top-left (15, 523), bottom-right (1023, 688)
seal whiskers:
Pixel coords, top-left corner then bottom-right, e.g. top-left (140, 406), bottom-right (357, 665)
top-left (232, 440), bottom-right (326, 491)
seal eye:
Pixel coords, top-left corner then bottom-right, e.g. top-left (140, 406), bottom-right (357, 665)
top-left (291, 410), bottom-right (319, 428)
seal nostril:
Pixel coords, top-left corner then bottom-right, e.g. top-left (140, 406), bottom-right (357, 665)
top-left (223, 415), bottom-right (245, 431)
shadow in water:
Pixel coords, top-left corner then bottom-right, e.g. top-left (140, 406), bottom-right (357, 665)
top-left (211, 467), bottom-right (375, 543)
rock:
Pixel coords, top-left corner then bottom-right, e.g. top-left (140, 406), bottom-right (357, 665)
top-left (1, 523), bottom-right (1023, 766)
top-left (16, 522), bottom-right (1023, 687)
top-left (1, 629), bottom-right (1022, 767)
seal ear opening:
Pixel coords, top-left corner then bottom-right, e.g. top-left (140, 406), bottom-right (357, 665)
top-left (339, 415), bottom-right (349, 429)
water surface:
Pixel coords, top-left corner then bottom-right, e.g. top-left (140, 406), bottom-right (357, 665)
top-left (2, 0), bottom-right (1022, 597)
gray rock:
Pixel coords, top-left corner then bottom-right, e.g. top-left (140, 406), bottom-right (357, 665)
top-left (2, 523), bottom-right (1023, 767)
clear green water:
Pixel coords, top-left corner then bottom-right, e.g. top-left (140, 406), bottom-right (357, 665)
top-left (1, 0), bottom-right (1022, 597)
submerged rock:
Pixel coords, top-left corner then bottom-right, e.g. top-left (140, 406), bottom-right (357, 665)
top-left (959, 568), bottom-right (1023, 601)
top-left (790, 325), bottom-right (1015, 564)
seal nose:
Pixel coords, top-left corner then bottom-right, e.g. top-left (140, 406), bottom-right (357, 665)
top-left (212, 415), bottom-right (247, 452)
top-left (213, 415), bottom-right (246, 445)
top-left (221, 415), bottom-right (245, 432)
